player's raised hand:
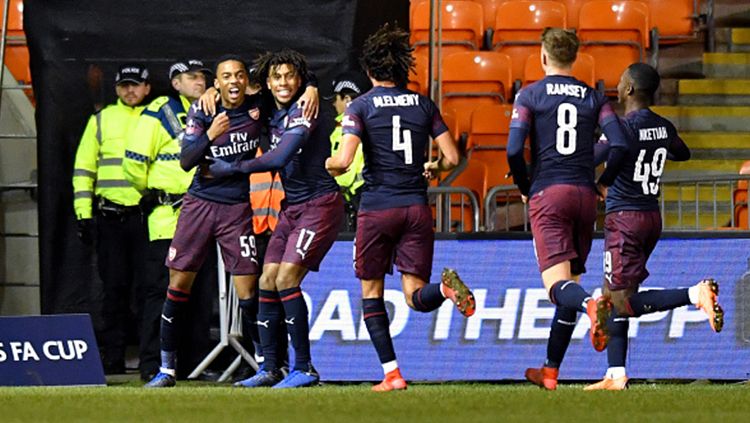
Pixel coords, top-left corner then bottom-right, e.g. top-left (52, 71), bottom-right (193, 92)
top-left (207, 112), bottom-right (229, 141)
top-left (299, 86), bottom-right (319, 120)
top-left (197, 87), bottom-right (221, 116)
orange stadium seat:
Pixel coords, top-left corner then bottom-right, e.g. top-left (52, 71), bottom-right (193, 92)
top-left (642, 0), bottom-right (696, 43)
top-left (491, 1), bottom-right (567, 83)
top-left (441, 51), bottom-right (513, 133)
top-left (523, 51), bottom-right (597, 88)
top-left (0, 0), bottom-right (24, 36)
top-left (559, 0), bottom-right (587, 28)
top-left (577, 0), bottom-right (650, 92)
top-left (449, 159), bottom-right (488, 230)
top-left (408, 51), bottom-right (429, 96)
top-left (472, 0), bottom-right (506, 31)
top-left (5, 45), bottom-right (32, 84)
top-left (467, 104), bottom-right (513, 189)
top-left (733, 161), bottom-right (750, 229)
top-left (410, 1), bottom-right (485, 57)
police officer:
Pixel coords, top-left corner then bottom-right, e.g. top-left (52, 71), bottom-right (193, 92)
top-left (123, 59), bottom-right (214, 381)
top-left (327, 71), bottom-right (370, 231)
top-left (72, 63), bottom-right (151, 374)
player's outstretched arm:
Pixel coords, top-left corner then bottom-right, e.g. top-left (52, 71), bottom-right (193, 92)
top-left (196, 87), bottom-right (220, 116)
top-left (326, 133), bottom-right (360, 177)
top-left (210, 126), bottom-right (308, 177)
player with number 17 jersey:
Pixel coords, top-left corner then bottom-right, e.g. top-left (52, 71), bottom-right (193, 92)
top-left (343, 85), bottom-right (443, 211)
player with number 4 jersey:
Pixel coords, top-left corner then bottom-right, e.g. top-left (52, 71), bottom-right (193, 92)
top-left (585, 63), bottom-right (722, 391)
top-left (327, 24), bottom-right (476, 392)
top-left (507, 28), bottom-right (630, 390)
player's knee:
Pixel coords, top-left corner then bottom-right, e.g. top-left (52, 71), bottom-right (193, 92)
top-left (168, 270), bottom-right (194, 294)
top-left (274, 273), bottom-right (301, 291)
top-left (259, 273), bottom-right (275, 291)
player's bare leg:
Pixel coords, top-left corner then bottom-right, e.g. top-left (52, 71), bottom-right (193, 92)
top-left (362, 278), bottom-right (406, 392)
top-left (145, 269), bottom-right (197, 388)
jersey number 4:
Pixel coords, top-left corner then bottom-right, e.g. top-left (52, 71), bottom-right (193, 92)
top-left (556, 103), bottom-right (578, 155)
top-left (392, 115), bottom-right (413, 164)
top-left (634, 147), bottom-right (667, 195)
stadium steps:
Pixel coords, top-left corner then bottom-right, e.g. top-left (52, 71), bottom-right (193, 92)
top-left (655, 34), bottom-right (750, 229)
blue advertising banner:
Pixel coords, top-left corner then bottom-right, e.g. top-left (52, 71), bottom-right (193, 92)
top-left (300, 238), bottom-right (750, 381)
top-left (0, 314), bottom-right (105, 386)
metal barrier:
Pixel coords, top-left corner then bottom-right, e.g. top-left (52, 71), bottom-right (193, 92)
top-left (427, 186), bottom-right (480, 233)
top-left (660, 174), bottom-right (750, 230)
top-left (484, 185), bottom-right (528, 232)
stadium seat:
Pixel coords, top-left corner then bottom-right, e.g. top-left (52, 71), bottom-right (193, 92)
top-left (491, 1), bottom-right (567, 83)
top-left (577, 0), bottom-right (650, 92)
top-left (559, 0), bottom-right (587, 28)
top-left (466, 104), bottom-right (515, 189)
top-left (523, 51), bottom-right (597, 88)
top-left (733, 160), bottom-right (750, 229)
top-left (0, 0), bottom-right (24, 36)
top-left (472, 0), bottom-right (506, 31)
top-left (410, 1), bottom-right (484, 57)
top-left (643, 0), bottom-right (696, 43)
top-left (408, 50), bottom-right (429, 96)
top-left (5, 45), bottom-right (32, 84)
top-left (441, 51), bottom-right (513, 133)
top-left (448, 159), bottom-right (488, 231)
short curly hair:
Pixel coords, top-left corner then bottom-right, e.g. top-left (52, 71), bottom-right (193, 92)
top-left (253, 48), bottom-right (309, 85)
top-left (360, 23), bottom-right (414, 87)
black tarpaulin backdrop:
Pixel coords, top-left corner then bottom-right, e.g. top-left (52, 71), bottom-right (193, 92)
top-left (24, 0), bottom-right (407, 314)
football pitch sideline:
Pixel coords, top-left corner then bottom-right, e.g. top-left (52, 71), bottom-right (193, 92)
top-left (1, 382), bottom-right (749, 422)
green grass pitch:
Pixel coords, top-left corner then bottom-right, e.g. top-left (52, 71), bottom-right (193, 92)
top-left (1, 381), bottom-right (749, 422)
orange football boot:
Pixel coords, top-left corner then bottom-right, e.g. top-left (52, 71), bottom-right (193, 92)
top-left (587, 296), bottom-right (611, 352)
top-left (525, 366), bottom-right (559, 390)
top-left (584, 376), bottom-right (629, 391)
top-left (372, 368), bottom-right (407, 392)
top-left (441, 268), bottom-right (476, 317)
top-left (694, 279), bottom-right (724, 333)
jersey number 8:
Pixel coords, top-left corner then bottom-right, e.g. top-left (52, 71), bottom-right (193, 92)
top-left (392, 115), bottom-right (413, 164)
top-left (556, 103), bottom-right (578, 155)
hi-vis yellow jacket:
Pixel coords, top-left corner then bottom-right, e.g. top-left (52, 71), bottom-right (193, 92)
top-left (73, 99), bottom-right (144, 220)
top-left (123, 95), bottom-right (195, 241)
top-left (330, 113), bottom-right (364, 201)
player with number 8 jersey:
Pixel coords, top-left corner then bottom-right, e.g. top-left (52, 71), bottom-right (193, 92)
top-left (507, 28), bottom-right (630, 390)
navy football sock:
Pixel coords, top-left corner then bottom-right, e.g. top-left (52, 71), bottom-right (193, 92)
top-left (279, 287), bottom-right (312, 371)
top-left (258, 290), bottom-right (283, 371)
top-left (159, 288), bottom-right (190, 373)
top-left (544, 306), bottom-right (577, 369)
top-left (363, 298), bottom-right (397, 366)
top-left (625, 289), bottom-right (690, 317)
top-left (238, 296), bottom-right (262, 361)
top-left (411, 284), bottom-right (445, 312)
top-left (607, 314), bottom-right (629, 368)
top-left (550, 280), bottom-right (590, 313)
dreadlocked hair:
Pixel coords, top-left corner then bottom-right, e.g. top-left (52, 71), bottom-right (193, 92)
top-left (360, 23), bottom-right (414, 87)
top-left (253, 48), bottom-right (309, 85)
